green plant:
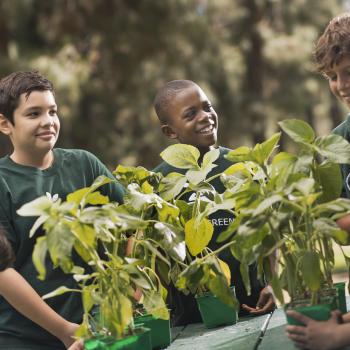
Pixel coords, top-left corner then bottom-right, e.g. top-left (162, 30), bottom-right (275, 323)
top-left (216, 119), bottom-right (350, 306)
top-left (17, 175), bottom-right (170, 340)
top-left (152, 145), bottom-right (239, 309)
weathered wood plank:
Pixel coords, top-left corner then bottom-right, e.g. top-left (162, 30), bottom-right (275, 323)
top-left (166, 315), bottom-right (267, 349)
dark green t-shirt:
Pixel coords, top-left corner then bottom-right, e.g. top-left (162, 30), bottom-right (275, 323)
top-left (0, 148), bottom-right (124, 350)
top-left (154, 146), bottom-right (265, 326)
top-left (332, 114), bottom-right (350, 199)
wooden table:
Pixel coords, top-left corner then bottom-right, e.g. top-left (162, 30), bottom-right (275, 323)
top-left (166, 297), bottom-right (350, 349)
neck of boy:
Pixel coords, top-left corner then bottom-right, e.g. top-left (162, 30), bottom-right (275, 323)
top-left (10, 150), bottom-right (54, 170)
top-left (198, 145), bottom-right (216, 162)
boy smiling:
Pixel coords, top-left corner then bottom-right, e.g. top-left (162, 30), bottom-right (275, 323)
top-left (0, 71), bottom-right (124, 349)
top-left (1, 89), bottom-right (59, 168)
top-left (154, 80), bottom-right (276, 326)
top-left (286, 13), bottom-right (350, 350)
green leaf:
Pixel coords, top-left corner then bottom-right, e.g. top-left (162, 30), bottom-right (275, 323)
top-left (300, 251), bottom-right (322, 292)
top-left (202, 148), bottom-right (220, 168)
top-left (224, 163), bottom-right (251, 177)
top-left (176, 261), bottom-right (204, 294)
top-left (154, 222), bottom-right (186, 262)
top-left (160, 144), bottom-right (200, 169)
top-left (253, 194), bottom-right (283, 216)
top-left (29, 214), bottom-right (49, 238)
top-left (294, 178), bottom-right (315, 196)
top-left (143, 290), bottom-right (169, 320)
top-left (252, 132), bottom-right (281, 165)
top-left (117, 293), bottom-right (133, 335)
top-left (313, 218), bottom-right (348, 244)
top-left (42, 285), bottom-right (80, 300)
top-left (186, 165), bottom-right (216, 185)
top-left (157, 202), bottom-right (180, 222)
top-left (315, 134), bottom-right (350, 164)
top-left (17, 196), bottom-right (53, 217)
top-left (271, 152), bottom-right (297, 180)
top-left (47, 222), bottom-right (75, 272)
top-left (67, 187), bottom-right (90, 204)
top-left (82, 285), bottom-right (95, 313)
top-left (72, 223), bottom-right (96, 249)
top-left (185, 218), bottom-right (213, 256)
top-left (32, 236), bottom-right (48, 280)
top-left (225, 146), bottom-right (252, 163)
top-left (67, 176), bottom-right (112, 205)
top-left (85, 192), bottom-right (109, 205)
top-left (159, 172), bottom-right (187, 201)
top-left (141, 240), bottom-right (170, 265)
top-left (239, 263), bottom-right (251, 296)
top-left (89, 175), bottom-right (113, 193)
top-left (124, 183), bottom-right (156, 211)
top-left (113, 165), bottom-right (150, 183)
top-left (278, 119), bottom-right (315, 144)
top-left (208, 275), bottom-right (239, 309)
top-left (270, 276), bottom-right (285, 305)
top-left (316, 162), bottom-right (342, 203)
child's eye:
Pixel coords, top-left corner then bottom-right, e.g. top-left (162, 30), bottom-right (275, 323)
top-left (204, 104), bottom-right (212, 112)
top-left (49, 109), bottom-right (58, 116)
top-left (185, 109), bottom-right (196, 120)
top-left (27, 112), bottom-right (39, 117)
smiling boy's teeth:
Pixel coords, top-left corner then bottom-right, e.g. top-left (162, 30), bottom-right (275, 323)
top-left (199, 125), bottom-right (213, 133)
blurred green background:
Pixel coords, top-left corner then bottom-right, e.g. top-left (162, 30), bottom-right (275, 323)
top-left (0, 0), bottom-right (349, 170)
top-left (0, 0), bottom-right (350, 283)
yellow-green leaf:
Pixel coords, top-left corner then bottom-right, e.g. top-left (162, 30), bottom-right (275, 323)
top-left (160, 144), bottom-right (200, 169)
top-left (300, 251), bottom-right (321, 292)
top-left (32, 236), bottom-right (48, 280)
top-left (185, 218), bottom-right (213, 256)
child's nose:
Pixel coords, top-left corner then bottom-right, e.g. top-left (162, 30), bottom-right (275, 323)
top-left (198, 110), bottom-right (210, 122)
top-left (338, 75), bottom-right (350, 90)
top-left (41, 113), bottom-right (55, 126)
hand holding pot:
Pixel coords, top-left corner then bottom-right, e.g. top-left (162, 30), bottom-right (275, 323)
top-left (241, 285), bottom-right (276, 315)
top-left (286, 310), bottom-right (350, 350)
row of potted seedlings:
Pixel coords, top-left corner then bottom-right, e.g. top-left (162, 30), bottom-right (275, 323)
top-left (18, 118), bottom-right (350, 348)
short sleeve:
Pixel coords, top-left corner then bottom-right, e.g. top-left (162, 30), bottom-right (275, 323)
top-left (84, 151), bottom-right (125, 203)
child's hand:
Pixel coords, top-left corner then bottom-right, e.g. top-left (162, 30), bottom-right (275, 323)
top-left (286, 310), bottom-right (342, 350)
top-left (60, 322), bottom-right (80, 348)
top-left (241, 285), bottom-right (276, 315)
top-left (133, 286), bottom-right (143, 302)
top-left (67, 339), bottom-right (84, 350)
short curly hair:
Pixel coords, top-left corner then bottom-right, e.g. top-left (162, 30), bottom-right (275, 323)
top-left (314, 13), bottom-right (350, 73)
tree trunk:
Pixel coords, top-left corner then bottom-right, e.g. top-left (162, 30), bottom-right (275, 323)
top-left (241, 0), bottom-right (266, 145)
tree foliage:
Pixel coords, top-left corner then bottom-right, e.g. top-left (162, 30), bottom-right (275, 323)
top-left (0, 0), bottom-right (347, 168)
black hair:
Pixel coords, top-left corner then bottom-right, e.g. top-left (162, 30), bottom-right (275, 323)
top-left (153, 80), bottom-right (197, 124)
top-left (0, 71), bottom-right (54, 125)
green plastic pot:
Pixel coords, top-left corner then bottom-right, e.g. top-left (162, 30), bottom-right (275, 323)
top-left (134, 314), bottom-right (171, 349)
top-left (334, 282), bottom-right (347, 314)
top-left (195, 288), bottom-right (238, 329)
top-left (285, 301), bottom-right (332, 326)
top-left (84, 327), bottom-right (151, 350)
top-left (320, 287), bottom-right (338, 311)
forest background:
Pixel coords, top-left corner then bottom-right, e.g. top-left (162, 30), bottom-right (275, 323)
top-left (0, 0), bottom-right (349, 170)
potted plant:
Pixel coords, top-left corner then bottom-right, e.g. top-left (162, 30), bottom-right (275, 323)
top-left (18, 175), bottom-right (171, 349)
top-left (152, 144), bottom-right (240, 328)
top-left (214, 119), bottom-right (350, 325)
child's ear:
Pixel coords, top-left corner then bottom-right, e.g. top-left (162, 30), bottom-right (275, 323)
top-left (161, 124), bottom-right (178, 139)
top-left (0, 114), bottom-right (12, 135)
